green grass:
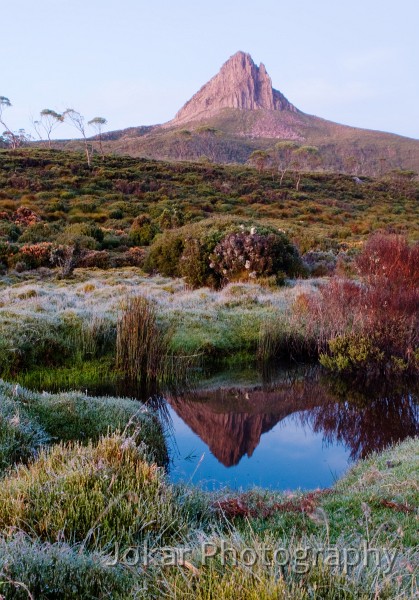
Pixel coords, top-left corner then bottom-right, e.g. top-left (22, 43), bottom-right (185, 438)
top-left (0, 433), bottom-right (179, 550)
top-left (0, 269), bottom-right (319, 375)
top-left (0, 380), bottom-right (167, 466)
top-left (0, 534), bottom-right (135, 599)
top-left (0, 392), bottom-right (48, 477)
top-left (0, 379), bottom-right (416, 600)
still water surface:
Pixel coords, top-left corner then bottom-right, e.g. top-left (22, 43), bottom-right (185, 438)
top-left (27, 366), bottom-right (419, 491)
top-left (153, 368), bottom-right (418, 490)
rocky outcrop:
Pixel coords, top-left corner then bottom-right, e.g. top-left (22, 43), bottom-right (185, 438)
top-left (173, 51), bottom-right (298, 125)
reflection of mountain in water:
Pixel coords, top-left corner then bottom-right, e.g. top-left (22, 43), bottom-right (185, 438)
top-left (166, 380), bottom-right (419, 467)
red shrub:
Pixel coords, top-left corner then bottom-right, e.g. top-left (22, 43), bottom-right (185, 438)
top-left (356, 233), bottom-right (419, 290)
top-left (305, 234), bottom-right (419, 378)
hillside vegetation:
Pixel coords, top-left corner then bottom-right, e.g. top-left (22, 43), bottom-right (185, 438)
top-left (101, 107), bottom-right (419, 175)
top-left (0, 148), bottom-right (418, 275)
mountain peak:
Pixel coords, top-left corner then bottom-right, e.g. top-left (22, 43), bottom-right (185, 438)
top-left (173, 51), bottom-right (298, 125)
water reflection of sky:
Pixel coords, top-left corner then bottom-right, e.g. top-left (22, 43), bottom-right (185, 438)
top-left (168, 407), bottom-right (350, 491)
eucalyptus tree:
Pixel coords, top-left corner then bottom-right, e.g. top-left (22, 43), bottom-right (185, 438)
top-left (0, 97), bottom-right (31, 149)
top-left (33, 109), bottom-right (63, 147)
top-left (248, 149), bottom-right (271, 172)
top-left (274, 141), bottom-right (300, 185)
top-left (0, 96), bottom-right (15, 148)
top-left (88, 116), bottom-right (107, 159)
top-left (64, 108), bottom-right (91, 167)
top-left (291, 145), bottom-right (320, 191)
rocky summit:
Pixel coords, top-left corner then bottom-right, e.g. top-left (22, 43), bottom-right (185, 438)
top-left (173, 51), bottom-right (298, 125)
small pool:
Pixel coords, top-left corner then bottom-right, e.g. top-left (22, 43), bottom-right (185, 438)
top-left (162, 372), bottom-right (419, 490)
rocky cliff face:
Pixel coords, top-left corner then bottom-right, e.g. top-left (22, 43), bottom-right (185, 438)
top-left (173, 51), bottom-right (298, 125)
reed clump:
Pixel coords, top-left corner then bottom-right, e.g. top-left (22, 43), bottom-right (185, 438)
top-left (116, 295), bottom-right (202, 385)
top-left (116, 296), bottom-right (171, 384)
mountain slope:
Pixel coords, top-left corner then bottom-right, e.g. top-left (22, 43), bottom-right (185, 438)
top-left (90, 52), bottom-right (419, 174)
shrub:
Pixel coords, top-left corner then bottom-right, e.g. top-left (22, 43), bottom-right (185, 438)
top-left (211, 228), bottom-right (303, 285)
top-left (18, 222), bottom-right (58, 244)
top-left (356, 233), bottom-right (419, 289)
top-left (16, 242), bottom-right (53, 268)
top-left (179, 233), bottom-right (223, 289)
top-left (77, 249), bottom-right (110, 269)
top-left (309, 234), bottom-right (419, 379)
top-left (57, 223), bottom-right (104, 250)
top-left (0, 221), bottom-right (20, 242)
top-left (145, 219), bottom-right (302, 289)
top-left (144, 231), bottom-right (184, 277)
top-left (13, 207), bottom-right (40, 226)
top-left (129, 213), bottom-right (158, 246)
top-left (302, 250), bottom-right (337, 276)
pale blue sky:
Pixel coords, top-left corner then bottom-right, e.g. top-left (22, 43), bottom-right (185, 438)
top-left (2, 0), bottom-right (418, 139)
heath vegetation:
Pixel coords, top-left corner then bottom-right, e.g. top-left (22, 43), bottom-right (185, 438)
top-left (0, 148), bottom-right (418, 598)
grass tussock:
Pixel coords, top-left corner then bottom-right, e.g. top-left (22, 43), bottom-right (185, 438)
top-left (0, 534), bottom-right (135, 599)
top-left (0, 392), bottom-right (48, 477)
top-left (152, 531), bottom-right (399, 600)
top-left (0, 416), bottom-right (416, 599)
top-left (0, 433), bottom-right (180, 550)
top-left (0, 380), bottom-right (167, 465)
top-left (116, 295), bottom-right (202, 384)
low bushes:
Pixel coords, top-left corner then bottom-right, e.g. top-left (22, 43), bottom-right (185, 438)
top-left (145, 218), bottom-right (303, 288)
top-left (308, 234), bottom-right (419, 379)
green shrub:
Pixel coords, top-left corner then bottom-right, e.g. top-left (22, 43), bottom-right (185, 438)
top-left (211, 228), bottom-right (303, 284)
top-left (144, 231), bottom-right (184, 277)
top-left (179, 233), bottom-right (223, 288)
top-left (128, 213), bottom-right (158, 246)
top-left (145, 218), bottom-right (302, 288)
top-left (0, 221), bottom-right (20, 242)
top-left (0, 534), bottom-right (135, 599)
top-left (18, 222), bottom-right (58, 244)
top-left (320, 334), bottom-right (384, 374)
top-left (57, 223), bottom-right (104, 249)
